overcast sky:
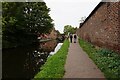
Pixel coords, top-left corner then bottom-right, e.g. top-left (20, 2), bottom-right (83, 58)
top-left (44, 0), bottom-right (101, 33)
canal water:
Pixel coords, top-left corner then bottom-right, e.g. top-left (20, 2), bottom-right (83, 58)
top-left (2, 40), bottom-right (63, 79)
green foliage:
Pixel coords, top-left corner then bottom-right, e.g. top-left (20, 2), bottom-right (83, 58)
top-left (63, 25), bottom-right (77, 35)
top-left (2, 2), bottom-right (53, 48)
top-left (34, 39), bottom-right (69, 78)
top-left (79, 38), bottom-right (120, 80)
top-left (98, 49), bottom-right (114, 57)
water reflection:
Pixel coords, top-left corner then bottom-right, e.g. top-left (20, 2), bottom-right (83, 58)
top-left (39, 40), bottom-right (57, 52)
top-left (50, 43), bottom-right (63, 55)
top-left (2, 40), bottom-right (58, 79)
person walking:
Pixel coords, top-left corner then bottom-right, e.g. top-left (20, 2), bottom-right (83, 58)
top-left (69, 33), bottom-right (73, 43)
top-left (74, 34), bottom-right (77, 43)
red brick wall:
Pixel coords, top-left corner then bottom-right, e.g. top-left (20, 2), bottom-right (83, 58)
top-left (77, 2), bottom-right (120, 53)
top-left (49, 28), bottom-right (58, 39)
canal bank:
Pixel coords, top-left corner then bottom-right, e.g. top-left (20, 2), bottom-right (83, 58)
top-left (2, 40), bottom-right (63, 79)
top-left (34, 39), bottom-right (69, 78)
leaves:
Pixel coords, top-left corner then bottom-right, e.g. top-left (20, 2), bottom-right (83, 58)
top-left (2, 2), bottom-right (54, 48)
top-left (63, 25), bottom-right (77, 34)
top-left (79, 38), bottom-right (120, 79)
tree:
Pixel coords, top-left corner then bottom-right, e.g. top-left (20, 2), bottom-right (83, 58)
top-left (2, 2), bottom-right (54, 48)
top-left (63, 25), bottom-right (77, 35)
top-left (79, 16), bottom-right (86, 23)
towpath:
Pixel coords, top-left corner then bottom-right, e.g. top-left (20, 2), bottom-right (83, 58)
top-left (64, 38), bottom-right (105, 78)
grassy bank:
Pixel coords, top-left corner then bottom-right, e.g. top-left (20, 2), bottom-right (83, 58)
top-left (78, 38), bottom-right (120, 80)
top-left (34, 39), bottom-right (69, 79)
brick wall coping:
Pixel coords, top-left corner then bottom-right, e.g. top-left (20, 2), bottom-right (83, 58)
top-left (80, 2), bottom-right (105, 28)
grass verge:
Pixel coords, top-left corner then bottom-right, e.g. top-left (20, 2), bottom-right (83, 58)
top-left (34, 39), bottom-right (69, 79)
top-left (78, 38), bottom-right (120, 80)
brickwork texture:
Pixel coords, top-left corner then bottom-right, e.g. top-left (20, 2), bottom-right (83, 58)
top-left (77, 2), bottom-right (120, 53)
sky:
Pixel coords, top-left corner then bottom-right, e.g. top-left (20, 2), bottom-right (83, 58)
top-left (44, 0), bottom-right (101, 33)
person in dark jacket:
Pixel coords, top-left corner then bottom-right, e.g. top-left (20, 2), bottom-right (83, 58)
top-left (69, 33), bottom-right (73, 43)
top-left (74, 34), bottom-right (77, 43)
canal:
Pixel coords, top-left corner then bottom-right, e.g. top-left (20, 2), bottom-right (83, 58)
top-left (2, 40), bottom-right (63, 79)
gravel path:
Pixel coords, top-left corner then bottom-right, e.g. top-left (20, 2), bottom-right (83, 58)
top-left (64, 39), bottom-right (105, 78)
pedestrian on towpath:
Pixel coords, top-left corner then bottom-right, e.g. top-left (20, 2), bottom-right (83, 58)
top-left (69, 33), bottom-right (73, 43)
top-left (74, 34), bottom-right (77, 43)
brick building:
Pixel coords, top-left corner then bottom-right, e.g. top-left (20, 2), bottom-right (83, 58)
top-left (76, 2), bottom-right (120, 53)
top-left (48, 27), bottom-right (58, 39)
